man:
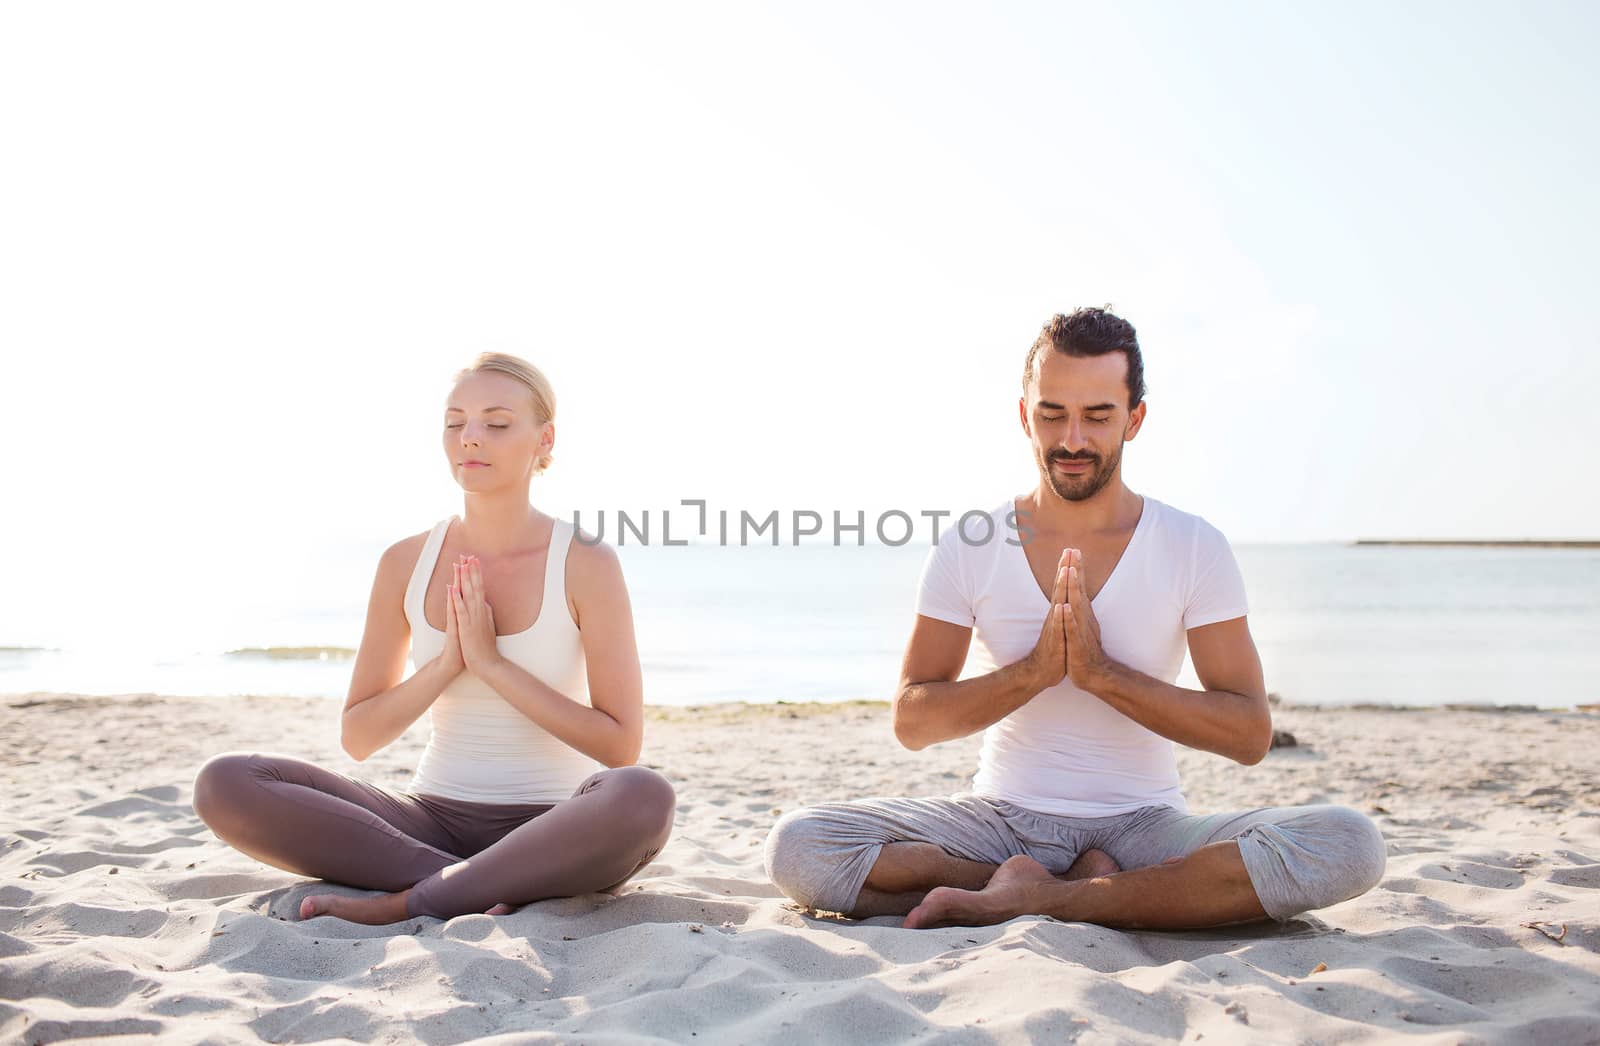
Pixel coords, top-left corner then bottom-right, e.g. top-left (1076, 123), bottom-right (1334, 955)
top-left (765, 307), bottom-right (1385, 930)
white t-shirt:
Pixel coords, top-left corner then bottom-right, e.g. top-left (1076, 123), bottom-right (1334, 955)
top-left (915, 494), bottom-right (1249, 817)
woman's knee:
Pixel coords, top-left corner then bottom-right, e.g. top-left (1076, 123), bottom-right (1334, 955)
top-left (595, 765), bottom-right (677, 839)
top-left (191, 751), bottom-right (259, 831)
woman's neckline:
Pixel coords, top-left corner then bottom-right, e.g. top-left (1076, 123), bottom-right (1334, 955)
top-left (420, 514), bottom-right (563, 639)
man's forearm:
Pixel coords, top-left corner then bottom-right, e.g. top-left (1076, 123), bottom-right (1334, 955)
top-left (1085, 660), bottom-right (1271, 764)
top-left (893, 656), bottom-right (1047, 750)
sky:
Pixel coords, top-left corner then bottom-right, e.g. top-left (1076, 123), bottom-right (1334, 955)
top-left (2, 1), bottom-right (1596, 640)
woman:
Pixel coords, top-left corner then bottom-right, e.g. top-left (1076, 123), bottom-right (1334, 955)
top-left (193, 353), bottom-right (675, 925)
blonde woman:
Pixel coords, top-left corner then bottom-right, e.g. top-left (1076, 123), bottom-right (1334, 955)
top-left (193, 353), bottom-right (674, 925)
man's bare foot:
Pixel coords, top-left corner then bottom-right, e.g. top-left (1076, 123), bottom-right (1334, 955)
top-left (1058, 848), bottom-right (1119, 882)
top-left (299, 889), bottom-right (412, 925)
top-left (484, 903), bottom-right (518, 916)
top-left (904, 854), bottom-right (1059, 929)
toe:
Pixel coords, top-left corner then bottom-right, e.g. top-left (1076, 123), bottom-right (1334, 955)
top-left (904, 888), bottom-right (952, 929)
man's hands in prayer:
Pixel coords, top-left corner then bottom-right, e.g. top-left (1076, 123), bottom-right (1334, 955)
top-left (1025, 547), bottom-right (1113, 694)
top-left (1062, 547), bottom-right (1111, 690)
top-left (1025, 550), bottom-right (1072, 690)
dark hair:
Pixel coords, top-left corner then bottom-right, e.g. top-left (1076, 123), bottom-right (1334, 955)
top-left (1022, 306), bottom-right (1145, 409)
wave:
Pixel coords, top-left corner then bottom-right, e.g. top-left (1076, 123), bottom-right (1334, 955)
top-left (224, 646), bottom-right (357, 662)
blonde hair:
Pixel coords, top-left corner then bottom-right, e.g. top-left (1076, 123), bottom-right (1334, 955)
top-left (453, 352), bottom-right (557, 475)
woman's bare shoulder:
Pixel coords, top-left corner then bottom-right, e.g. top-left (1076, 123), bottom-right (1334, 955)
top-left (565, 526), bottom-right (624, 588)
top-left (372, 527), bottom-right (434, 585)
top-left (562, 527), bottom-right (628, 634)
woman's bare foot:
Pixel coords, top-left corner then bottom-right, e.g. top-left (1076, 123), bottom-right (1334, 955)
top-left (904, 854), bottom-right (1059, 929)
top-left (298, 891), bottom-right (520, 923)
top-left (299, 889), bottom-right (412, 925)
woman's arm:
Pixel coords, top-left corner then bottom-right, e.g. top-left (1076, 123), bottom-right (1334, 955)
top-left (340, 538), bottom-right (461, 761)
top-left (458, 539), bottom-right (643, 767)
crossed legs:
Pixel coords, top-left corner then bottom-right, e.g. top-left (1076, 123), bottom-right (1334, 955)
top-left (767, 796), bottom-right (1386, 928)
top-left (852, 840), bottom-right (1120, 918)
top-left (193, 752), bottom-right (675, 924)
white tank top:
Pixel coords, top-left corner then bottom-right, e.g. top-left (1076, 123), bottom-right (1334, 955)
top-left (403, 515), bottom-right (602, 803)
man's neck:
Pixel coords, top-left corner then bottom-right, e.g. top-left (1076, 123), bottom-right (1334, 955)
top-left (1020, 479), bottom-right (1141, 536)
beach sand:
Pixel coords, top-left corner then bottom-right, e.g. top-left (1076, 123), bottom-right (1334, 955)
top-left (2, 693), bottom-right (1598, 1044)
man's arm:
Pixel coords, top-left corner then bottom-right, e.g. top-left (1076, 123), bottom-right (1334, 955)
top-left (892, 617), bottom-right (1037, 750)
top-left (893, 550), bottom-right (1073, 751)
top-left (1082, 616), bottom-right (1271, 765)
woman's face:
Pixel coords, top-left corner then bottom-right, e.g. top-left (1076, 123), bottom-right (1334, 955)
top-left (443, 371), bottom-right (551, 488)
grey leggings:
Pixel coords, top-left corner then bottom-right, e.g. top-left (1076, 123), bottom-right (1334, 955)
top-left (764, 794), bottom-right (1387, 921)
top-left (192, 752), bottom-right (675, 920)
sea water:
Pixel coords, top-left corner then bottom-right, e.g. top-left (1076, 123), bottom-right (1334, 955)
top-left (3, 542), bottom-right (1596, 709)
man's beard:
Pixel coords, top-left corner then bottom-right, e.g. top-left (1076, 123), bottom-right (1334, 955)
top-left (1039, 441), bottom-right (1122, 502)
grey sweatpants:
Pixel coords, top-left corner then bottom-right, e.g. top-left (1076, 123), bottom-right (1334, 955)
top-left (764, 794), bottom-right (1387, 921)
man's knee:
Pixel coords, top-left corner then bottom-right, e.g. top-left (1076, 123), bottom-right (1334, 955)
top-left (764, 807), bottom-right (838, 909)
top-left (1242, 803), bottom-right (1387, 919)
top-left (1326, 804), bottom-right (1387, 895)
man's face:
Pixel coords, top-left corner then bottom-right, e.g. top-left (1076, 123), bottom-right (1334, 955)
top-left (1019, 350), bottom-right (1145, 503)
